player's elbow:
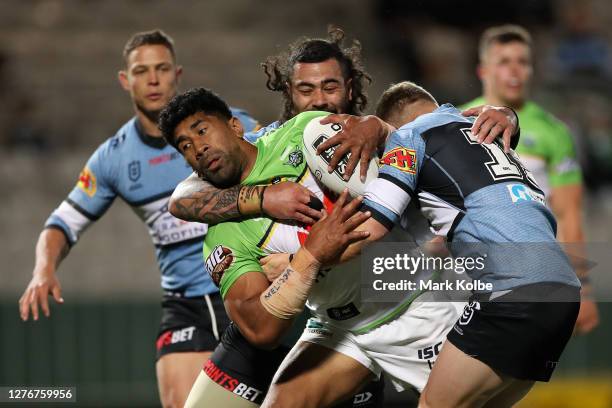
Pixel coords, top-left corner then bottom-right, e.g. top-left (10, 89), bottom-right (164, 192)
top-left (168, 193), bottom-right (200, 222)
top-left (167, 196), bottom-right (181, 218)
top-left (241, 325), bottom-right (283, 350)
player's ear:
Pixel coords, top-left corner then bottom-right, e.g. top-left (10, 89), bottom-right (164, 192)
top-left (118, 70), bottom-right (130, 91)
top-left (229, 116), bottom-right (244, 139)
top-left (476, 63), bottom-right (485, 81)
top-left (346, 78), bottom-right (353, 102)
top-left (175, 65), bottom-right (183, 82)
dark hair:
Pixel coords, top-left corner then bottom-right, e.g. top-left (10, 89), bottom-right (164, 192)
top-left (375, 81), bottom-right (437, 122)
top-left (123, 29), bottom-right (176, 63)
top-left (479, 25), bottom-right (532, 61)
top-left (159, 87), bottom-right (232, 147)
top-left (262, 26), bottom-right (372, 122)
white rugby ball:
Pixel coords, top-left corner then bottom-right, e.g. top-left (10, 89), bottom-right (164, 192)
top-left (302, 116), bottom-right (379, 197)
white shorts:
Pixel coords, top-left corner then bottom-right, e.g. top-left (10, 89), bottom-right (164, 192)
top-left (299, 299), bottom-right (464, 392)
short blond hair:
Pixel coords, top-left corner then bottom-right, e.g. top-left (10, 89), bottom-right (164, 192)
top-left (375, 81), bottom-right (437, 123)
top-left (479, 25), bottom-right (532, 61)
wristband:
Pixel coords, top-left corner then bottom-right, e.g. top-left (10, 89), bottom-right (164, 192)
top-left (237, 185), bottom-right (267, 216)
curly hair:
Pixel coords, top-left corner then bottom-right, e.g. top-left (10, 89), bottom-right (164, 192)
top-left (262, 26), bottom-right (372, 122)
top-left (158, 87), bottom-right (232, 148)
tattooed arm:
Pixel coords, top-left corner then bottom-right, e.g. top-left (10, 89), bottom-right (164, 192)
top-left (169, 172), bottom-right (323, 226)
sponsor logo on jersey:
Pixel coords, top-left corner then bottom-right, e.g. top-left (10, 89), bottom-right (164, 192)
top-left (77, 167), bottom-right (97, 197)
top-left (312, 135), bottom-right (351, 180)
top-left (457, 300), bottom-right (480, 327)
top-left (128, 160), bottom-right (141, 182)
top-left (149, 152), bottom-right (181, 166)
top-left (109, 132), bottom-right (126, 149)
top-left (507, 184), bottom-right (545, 205)
top-left (326, 302), bottom-right (360, 321)
top-left (555, 158), bottom-right (580, 174)
top-left (285, 149), bottom-right (304, 167)
top-left (380, 147), bottom-right (417, 174)
top-left (203, 359), bottom-right (263, 403)
top-left (205, 245), bottom-right (234, 286)
top-left (417, 341), bottom-right (443, 370)
top-left (305, 319), bottom-right (333, 337)
top-left (353, 392), bottom-right (373, 405)
top-left (156, 326), bottom-right (196, 350)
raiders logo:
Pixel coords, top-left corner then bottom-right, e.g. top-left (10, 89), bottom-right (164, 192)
top-left (285, 149), bottom-right (304, 167)
top-left (205, 245), bottom-right (234, 286)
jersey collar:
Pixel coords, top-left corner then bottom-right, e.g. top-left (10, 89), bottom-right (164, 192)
top-left (134, 118), bottom-right (167, 149)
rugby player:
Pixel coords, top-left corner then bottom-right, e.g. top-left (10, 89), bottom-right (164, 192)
top-left (325, 81), bottom-right (581, 407)
top-left (160, 87), bottom-right (461, 407)
top-left (17, 30), bottom-right (259, 408)
top-left (461, 24), bottom-right (598, 334)
top-left (168, 29), bottom-right (389, 408)
top-left (166, 29), bottom-right (520, 408)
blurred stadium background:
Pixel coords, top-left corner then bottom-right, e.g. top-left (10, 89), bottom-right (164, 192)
top-left (0, 0), bottom-right (610, 406)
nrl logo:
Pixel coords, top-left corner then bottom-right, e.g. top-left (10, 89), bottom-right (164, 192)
top-left (285, 150), bottom-right (304, 167)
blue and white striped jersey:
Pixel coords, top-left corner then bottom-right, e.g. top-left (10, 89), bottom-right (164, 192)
top-left (45, 108), bottom-right (259, 297)
top-left (363, 104), bottom-right (580, 292)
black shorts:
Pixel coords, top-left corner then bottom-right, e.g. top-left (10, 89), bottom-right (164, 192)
top-left (206, 322), bottom-right (386, 406)
top-left (447, 282), bottom-right (580, 382)
top-left (156, 292), bottom-right (231, 360)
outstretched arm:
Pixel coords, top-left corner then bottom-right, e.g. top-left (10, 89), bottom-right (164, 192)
top-left (19, 228), bottom-right (68, 321)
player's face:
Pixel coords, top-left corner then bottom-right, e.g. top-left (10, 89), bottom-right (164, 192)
top-left (480, 41), bottom-right (532, 106)
top-left (289, 58), bottom-right (352, 115)
top-left (119, 44), bottom-right (182, 121)
top-left (173, 112), bottom-right (245, 187)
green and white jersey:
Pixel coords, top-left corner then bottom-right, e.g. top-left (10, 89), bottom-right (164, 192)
top-left (203, 111), bottom-right (420, 334)
top-left (462, 98), bottom-right (582, 195)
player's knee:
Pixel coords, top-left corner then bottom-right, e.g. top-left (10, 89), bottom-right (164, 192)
top-left (157, 362), bottom-right (188, 408)
top-left (418, 388), bottom-right (434, 408)
top-left (159, 384), bottom-right (182, 408)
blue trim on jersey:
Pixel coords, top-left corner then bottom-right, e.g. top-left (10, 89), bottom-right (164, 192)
top-left (361, 203), bottom-right (396, 230)
top-left (44, 223), bottom-right (75, 247)
top-left (66, 197), bottom-right (102, 221)
top-left (244, 121), bottom-right (280, 143)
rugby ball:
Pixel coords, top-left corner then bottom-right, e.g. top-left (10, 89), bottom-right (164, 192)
top-left (302, 117), bottom-right (379, 197)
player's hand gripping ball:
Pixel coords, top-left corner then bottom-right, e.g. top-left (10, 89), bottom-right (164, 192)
top-left (302, 117), bottom-right (379, 197)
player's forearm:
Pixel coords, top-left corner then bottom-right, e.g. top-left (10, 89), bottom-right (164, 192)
top-left (235, 297), bottom-right (295, 350)
top-left (556, 210), bottom-right (584, 244)
top-left (551, 185), bottom-right (584, 244)
top-left (169, 177), bottom-right (266, 225)
top-left (169, 180), bottom-right (242, 224)
top-left (336, 217), bottom-right (389, 265)
top-left (33, 228), bottom-right (70, 275)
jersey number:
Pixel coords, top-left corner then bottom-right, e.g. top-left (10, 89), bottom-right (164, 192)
top-left (461, 128), bottom-right (540, 188)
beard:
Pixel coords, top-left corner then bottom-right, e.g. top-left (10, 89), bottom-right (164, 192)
top-left (197, 154), bottom-right (242, 189)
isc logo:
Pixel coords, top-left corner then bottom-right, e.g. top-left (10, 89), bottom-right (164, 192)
top-left (417, 342), bottom-right (442, 360)
top-left (417, 342), bottom-right (443, 369)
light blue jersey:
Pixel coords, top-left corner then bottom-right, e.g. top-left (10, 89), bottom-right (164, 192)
top-left (363, 104), bottom-right (580, 292)
top-left (46, 108), bottom-right (259, 297)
